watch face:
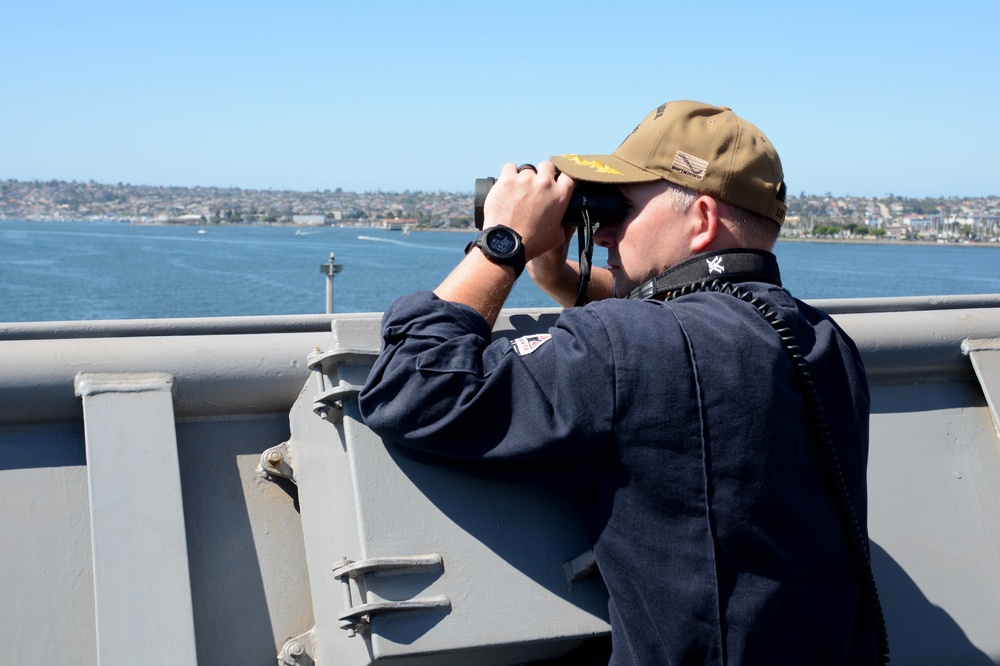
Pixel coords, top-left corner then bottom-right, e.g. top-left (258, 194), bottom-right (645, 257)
top-left (486, 228), bottom-right (517, 257)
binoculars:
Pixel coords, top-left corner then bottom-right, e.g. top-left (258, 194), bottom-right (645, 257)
top-left (473, 177), bottom-right (628, 229)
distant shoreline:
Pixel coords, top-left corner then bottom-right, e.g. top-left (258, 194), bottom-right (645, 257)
top-left (777, 236), bottom-right (1000, 248)
top-left (5, 217), bottom-right (1000, 248)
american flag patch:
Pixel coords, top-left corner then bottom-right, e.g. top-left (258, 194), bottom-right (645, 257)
top-left (512, 333), bottom-right (552, 356)
top-left (670, 150), bottom-right (708, 180)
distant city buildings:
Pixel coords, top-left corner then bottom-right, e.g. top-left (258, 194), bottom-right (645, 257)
top-left (778, 193), bottom-right (1000, 242)
top-left (0, 179), bottom-right (475, 229)
top-left (2, 179), bottom-right (999, 242)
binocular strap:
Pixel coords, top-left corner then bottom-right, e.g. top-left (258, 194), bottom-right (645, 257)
top-left (574, 209), bottom-right (595, 307)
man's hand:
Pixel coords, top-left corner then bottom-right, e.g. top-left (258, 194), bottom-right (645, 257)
top-left (487, 161), bottom-right (614, 308)
top-left (482, 161), bottom-right (574, 261)
top-left (432, 161), bottom-right (574, 325)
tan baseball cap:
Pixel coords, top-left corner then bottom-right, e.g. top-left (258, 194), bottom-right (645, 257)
top-left (551, 101), bottom-right (787, 225)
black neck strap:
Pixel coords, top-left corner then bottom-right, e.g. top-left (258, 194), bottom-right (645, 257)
top-left (626, 248), bottom-right (782, 300)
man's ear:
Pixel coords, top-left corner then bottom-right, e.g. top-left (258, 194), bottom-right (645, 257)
top-left (689, 196), bottom-right (721, 253)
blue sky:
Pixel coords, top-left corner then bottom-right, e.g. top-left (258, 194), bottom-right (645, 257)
top-left (3, 0), bottom-right (998, 197)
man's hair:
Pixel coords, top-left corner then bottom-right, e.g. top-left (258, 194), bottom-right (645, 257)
top-left (717, 200), bottom-right (781, 249)
top-left (661, 181), bottom-right (780, 250)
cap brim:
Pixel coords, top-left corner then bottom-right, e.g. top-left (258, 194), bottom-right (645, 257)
top-left (551, 153), bottom-right (663, 184)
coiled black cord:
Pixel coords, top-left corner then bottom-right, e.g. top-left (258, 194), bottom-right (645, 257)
top-left (669, 279), bottom-right (890, 664)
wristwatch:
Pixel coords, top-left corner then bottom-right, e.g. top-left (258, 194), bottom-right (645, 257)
top-left (465, 225), bottom-right (526, 278)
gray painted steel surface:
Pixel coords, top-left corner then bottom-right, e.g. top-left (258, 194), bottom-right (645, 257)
top-left (76, 372), bottom-right (198, 664)
top-left (1, 299), bottom-right (999, 664)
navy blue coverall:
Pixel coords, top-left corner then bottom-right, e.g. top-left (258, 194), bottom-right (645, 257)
top-left (358, 277), bottom-right (876, 665)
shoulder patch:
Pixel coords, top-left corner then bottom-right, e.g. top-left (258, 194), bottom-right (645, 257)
top-left (512, 333), bottom-right (552, 356)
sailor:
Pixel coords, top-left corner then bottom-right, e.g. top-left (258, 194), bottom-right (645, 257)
top-left (358, 101), bottom-right (884, 664)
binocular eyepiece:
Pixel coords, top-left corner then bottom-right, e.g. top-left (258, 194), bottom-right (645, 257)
top-left (473, 177), bottom-right (628, 230)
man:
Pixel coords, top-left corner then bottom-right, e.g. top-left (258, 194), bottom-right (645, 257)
top-left (358, 101), bottom-right (883, 664)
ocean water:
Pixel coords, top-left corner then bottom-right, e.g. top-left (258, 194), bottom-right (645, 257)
top-left (1, 219), bottom-right (998, 322)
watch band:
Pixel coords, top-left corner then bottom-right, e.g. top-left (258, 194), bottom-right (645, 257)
top-left (465, 225), bottom-right (526, 278)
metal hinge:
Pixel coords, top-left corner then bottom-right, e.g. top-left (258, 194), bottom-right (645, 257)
top-left (307, 348), bottom-right (374, 419)
top-left (332, 554), bottom-right (450, 636)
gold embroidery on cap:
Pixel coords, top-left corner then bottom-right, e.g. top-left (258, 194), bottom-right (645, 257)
top-left (670, 151), bottom-right (709, 181)
top-left (561, 154), bottom-right (624, 175)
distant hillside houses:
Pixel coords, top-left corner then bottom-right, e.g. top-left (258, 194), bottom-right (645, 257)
top-left (782, 201), bottom-right (1000, 242)
top-left (898, 214), bottom-right (1000, 241)
top-left (3, 179), bottom-right (998, 240)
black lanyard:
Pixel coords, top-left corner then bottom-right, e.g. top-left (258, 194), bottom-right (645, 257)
top-left (626, 248), bottom-right (782, 301)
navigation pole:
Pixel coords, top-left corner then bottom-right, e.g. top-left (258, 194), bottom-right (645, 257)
top-left (320, 252), bottom-right (343, 313)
